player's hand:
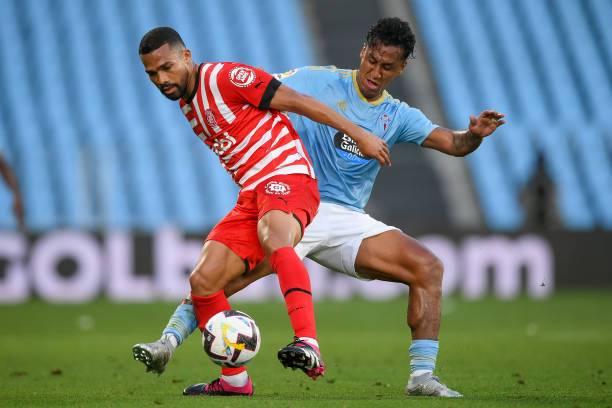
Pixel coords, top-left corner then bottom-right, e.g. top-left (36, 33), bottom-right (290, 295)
top-left (354, 129), bottom-right (391, 167)
top-left (468, 110), bottom-right (505, 138)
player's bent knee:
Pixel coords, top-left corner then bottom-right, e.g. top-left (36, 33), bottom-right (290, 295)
top-left (259, 235), bottom-right (294, 256)
top-left (414, 255), bottom-right (443, 289)
top-left (259, 238), bottom-right (280, 256)
top-left (189, 269), bottom-right (222, 296)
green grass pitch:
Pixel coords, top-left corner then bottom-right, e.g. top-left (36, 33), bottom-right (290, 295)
top-left (1, 291), bottom-right (611, 407)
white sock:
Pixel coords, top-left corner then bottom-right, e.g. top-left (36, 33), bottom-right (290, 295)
top-left (298, 337), bottom-right (319, 349)
top-left (222, 371), bottom-right (249, 387)
top-left (161, 333), bottom-right (178, 350)
top-left (411, 369), bottom-right (433, 377)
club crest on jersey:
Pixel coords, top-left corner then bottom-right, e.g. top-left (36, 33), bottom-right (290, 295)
top-left (264, 180), bottom-right (291, 195)
top-left (205, 109), bottom-right (217, 128)
top-left (379, 114), bottom-right (392, 131)
top-left (333, 131), bottom-right (370, 164)
top-left (229, 67), bottom-right (256, 87)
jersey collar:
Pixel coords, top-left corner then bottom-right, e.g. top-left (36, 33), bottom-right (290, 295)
top-left (184, 64), bottom-right (203, 104)
top-left (352, 70), bottom-right (388, 106)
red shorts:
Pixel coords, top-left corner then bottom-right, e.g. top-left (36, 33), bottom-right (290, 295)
top-left (206, 174), bottom-right (319, 272)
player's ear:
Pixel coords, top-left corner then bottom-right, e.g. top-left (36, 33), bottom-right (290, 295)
top-left (182, 48), bottom-right (192, 64)
top-left (359, 43), bottom-right (367, 60)
top-left (399, 59), bottom-right (408, 73)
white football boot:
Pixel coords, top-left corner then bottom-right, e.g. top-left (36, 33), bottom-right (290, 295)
top-left (405, 372), bottom-right (463, 397)
top-left (132, 337), bottom-right (175, 375)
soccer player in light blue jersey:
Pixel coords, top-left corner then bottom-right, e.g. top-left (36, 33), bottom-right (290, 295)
top-left (133, 17), bottom-right (504, 397)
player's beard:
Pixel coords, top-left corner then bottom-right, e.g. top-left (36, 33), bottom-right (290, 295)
top-left (159, 67), bottom-right (189, 101)
top-left (159, 83), bottom-right (183, 101)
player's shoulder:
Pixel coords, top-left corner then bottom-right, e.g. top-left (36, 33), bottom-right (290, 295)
top-left (275, 65), bottom-right (351, 81)
top-left (213, 62), bottom-right (263, 89)
top-left (381, 93), bottom-right (423, 117)
top-left (306, 65), bottom-right (353, 77)
top-left (380, 90), bottom-right (408, 108)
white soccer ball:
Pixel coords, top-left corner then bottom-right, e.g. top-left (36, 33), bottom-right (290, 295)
top-left (203, 310), bottom-right (261, 367)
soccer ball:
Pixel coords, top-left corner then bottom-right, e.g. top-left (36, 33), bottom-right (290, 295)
top-left (203, 310), bottom-right (261, 367)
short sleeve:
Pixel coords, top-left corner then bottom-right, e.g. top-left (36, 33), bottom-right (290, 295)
top-left (397, 104), bottom-right (438, 145)
top-left (216, 63), bottom-right (281, 110)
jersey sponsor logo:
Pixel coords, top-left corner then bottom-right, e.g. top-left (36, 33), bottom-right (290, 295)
top-left (379, 113), bottom-right (392, 131)
top-left (264, 180), bottom-right (291, 195)
top-left (273, 69), bottom-right (297, 81)
top-left (333, 131), bottom-right (370, 164)
top-left (212, 134), bottom-right (236, 156)
top-left (205, 109), bottom-right (218, 129)
top-left (335, 101), bottom-right (346, 111)
top-left (229, 66), bottom-right (256, 87)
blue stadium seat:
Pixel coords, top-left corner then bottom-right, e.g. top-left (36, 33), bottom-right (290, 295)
top-left (484, 0), bottom-right (550, 123)
top-left (0, 129), bottom-right (16, 229)
top-left (552, 0), bottom-right (612, 122)
top-left (0, 0), bottom-right (57, 231)
top-left (536, 125), bottom-right (595, 229)
top-left (90, 0), bottom-right (168, 231)
top-left (0, 0), bottom-right (326, 232)
top-left (411, 0), bottom-right (476, 126)
top-left (129, 0), bottom-right (240, 231)
top-left (413, 0), bottom-right (612, 230)
top-left (514, 0), bottom-right (586, 125)
top-left (57, 0), bottom-right (131, 229)
top-left (20, 0), bottom-right (86, 228)
top-left (17, 0), bottom-right (611, 232)
top-left (0, 0), bottom-right (327, 233)
top-left (567, 126), bottom-right (612, 228)
top-left (413, 0), bottom-right (522, 229)
top-left (587, 0), bottom-right (612, 80)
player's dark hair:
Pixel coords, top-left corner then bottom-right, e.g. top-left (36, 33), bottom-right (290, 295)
top-left (139, 27), bottom-right (185, 55)
top-left (366, 17), bottom-right (415, 60)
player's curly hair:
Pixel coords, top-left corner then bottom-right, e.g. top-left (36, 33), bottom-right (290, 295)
top-left (366, 17), bottom-right (415, 61)
top-left (139, 27), bottom-right (185, 55)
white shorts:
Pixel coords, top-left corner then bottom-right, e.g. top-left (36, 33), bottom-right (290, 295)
top-left (295, 202), bottom-right (398, 279)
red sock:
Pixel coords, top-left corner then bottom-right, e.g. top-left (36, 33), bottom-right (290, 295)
top-left (190, 290), bottom-right (246, 376)
top-left (270, 247), bottom-right (317, 339)
top-left (222, 366), bottom-right (246, 376)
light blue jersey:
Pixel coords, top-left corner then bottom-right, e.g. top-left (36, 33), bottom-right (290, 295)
top-left (275, 66), bottom-right (438, 211)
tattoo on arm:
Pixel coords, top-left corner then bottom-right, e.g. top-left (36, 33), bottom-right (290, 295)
top-left (452, 130), bottom-right (482, 154)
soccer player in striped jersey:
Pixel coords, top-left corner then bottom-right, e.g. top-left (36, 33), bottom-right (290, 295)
top-left (136, 27), bottom-right (390, 397)
top-left (134, 19), bottom-right (504, 397)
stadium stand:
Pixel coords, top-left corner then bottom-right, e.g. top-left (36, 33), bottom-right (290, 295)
top-left (0, 0), bottom-right (315, 232)
top-left (412, 0), bottom-right (612, 229)
top-left (0, 0), bottom-right (610, 231)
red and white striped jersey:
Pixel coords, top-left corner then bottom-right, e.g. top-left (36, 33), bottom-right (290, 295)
top-left (179, 62), bottom-right (315, 191)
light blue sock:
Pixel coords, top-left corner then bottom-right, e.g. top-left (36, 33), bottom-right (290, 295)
top-left (162, 300), bottom-right (199, 346)
top-left (409, 339), bottom-right (439, 373)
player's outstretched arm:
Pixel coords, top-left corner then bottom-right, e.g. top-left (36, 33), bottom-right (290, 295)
top-left (422, 110), bottom-right (505, 157)
top-left (0, 154), bottom-right (24, 228)
top-left (269, 84), bottom-right (391, 166)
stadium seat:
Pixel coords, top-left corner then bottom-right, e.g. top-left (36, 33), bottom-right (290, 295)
top-left (0, 0), bottom-right (57, 231)
top-left (21, 0), bottom-right (87, 228)
top-left (58, 0), bottom-right (132, 229)
top-left (5, 0), bottom-right (609, 231)
top-left (552, 0), bottom-right (612, 123)
top-left (0, 128), bottom-right (16, 229)
top-left (412, 0), bottom-right (612, 230)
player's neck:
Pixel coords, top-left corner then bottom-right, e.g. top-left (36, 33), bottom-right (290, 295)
top-left (182, 62), bottom-right (200, 103)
